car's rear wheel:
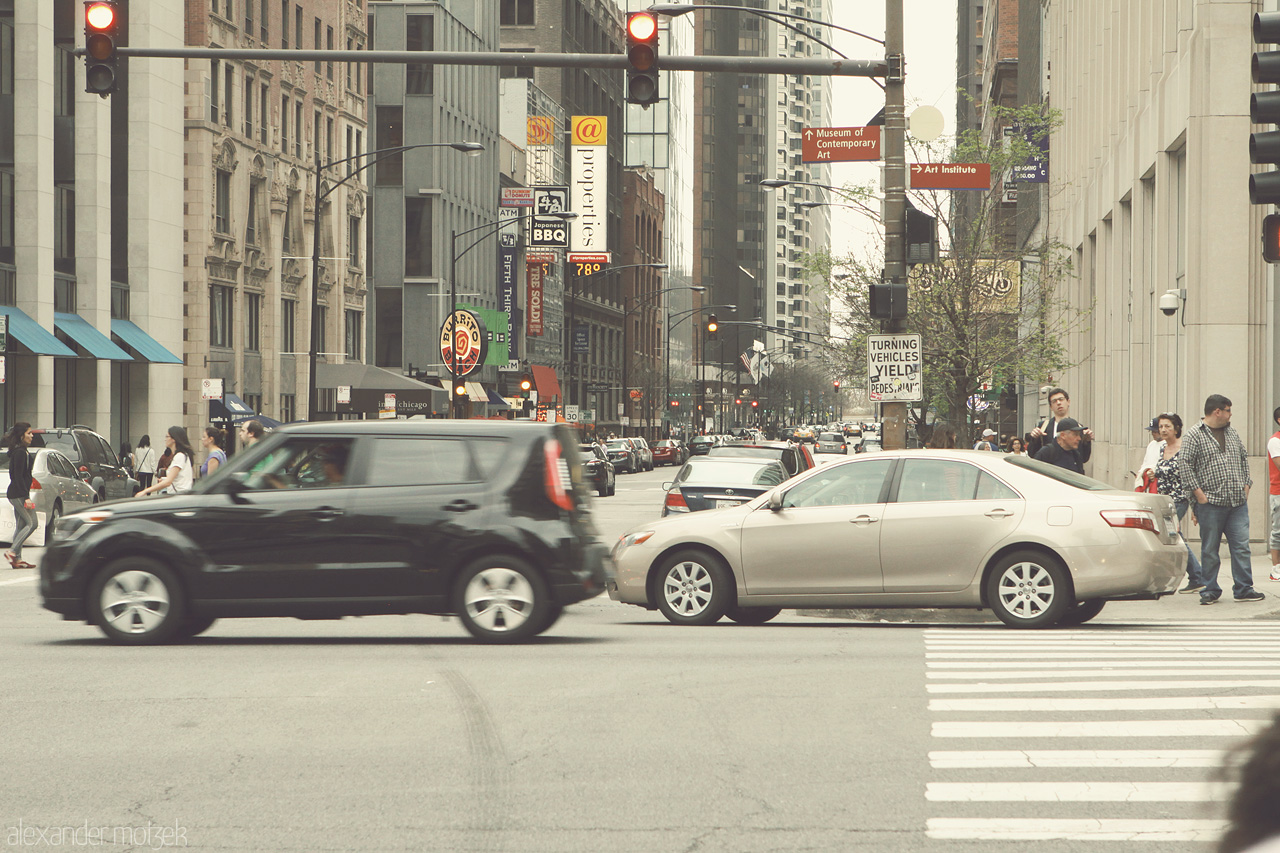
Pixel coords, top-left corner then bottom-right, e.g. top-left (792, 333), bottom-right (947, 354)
top-left (607, 476), bottom-right (616, 496)
top-left (986, 550), bottom-right (1072, 629)
top-left (654, 549), bottom-right (732, 626)
top-left (1056, 599), bottom-right (1106, 627)
top-left (88, 557), bottom-right (185, 645)
top-left (174, 615), bottom-right (218, 639)
top-left (598, 478), bottom-right (608, 497)
top-left (454, 556), bottom-right (551, 643)
top-left (726, 605), bottom-right (782, 625)
top-left (43, 503), bottom-right (60, 546)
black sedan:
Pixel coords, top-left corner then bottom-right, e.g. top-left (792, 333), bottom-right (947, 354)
top-left (604, 439), bottom-right (640, 473)
top-left (578, 443), bottom-right (616, 496)
top-left (661, 456), bottom-right (788, 516)
top-left (687, 435), bottom-right (716, 456)
top-left (39, 421), bottom-right (611, 645)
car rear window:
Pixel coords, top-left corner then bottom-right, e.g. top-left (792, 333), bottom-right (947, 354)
top-left (676, 459), bottom-right (786, 487)
top-left (37, 433), bottom-right (79, 460)
top-left (606, 440), bottom-right (631, 450)
top-left (1003, 454), bottom-right (1113, 490)
top-left (820, 433), bottom-right (843, 442)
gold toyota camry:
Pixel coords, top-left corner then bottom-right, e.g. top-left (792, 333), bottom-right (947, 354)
top-left (609, 450), bottom-right (1186, 629)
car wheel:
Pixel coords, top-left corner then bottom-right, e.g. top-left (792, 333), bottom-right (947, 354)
top-left (654, 549), bottom-right (733, 626)
top-left (726, 605), bottom-right (782, 625)
top-left (607, 477), bottom-right (616, 497)
top-left (174, 615), bottom-right (218, 639)
top-left (454, 556), bottom-right (552, 643)
top-left (88, 557), bottom-right (185, 645)
top-left (43, 503), bottom-right (61, 547)
top-left (1055, 599), bottom-right (1106, 627)
top-left (598, 478), bottom-right (608, 498)
top-left (986, 550), bottom-right (1072, 629)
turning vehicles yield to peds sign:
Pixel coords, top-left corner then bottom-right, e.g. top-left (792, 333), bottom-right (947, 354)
top-left (868, 334), bottom-right (922, 402)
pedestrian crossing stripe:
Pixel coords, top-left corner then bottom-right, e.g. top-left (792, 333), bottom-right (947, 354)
top-left (929, 750), bottom-right (1225, 768)
top-left (927, 649), bottom-right (1280, 658)
top-left (927, 678), bottom-right (1280, 692)
top-left (926, 781), bottom-right (1227, 801)
top-left (929, 667), bottom-right (1276, 679)
top-left (928, 659), bottom-right (1280, 668)
top-left (932, 720), bottom-right (1266, 737)
top-left (929, 695), bottom-right (1280, 711)
top-left (925, 818), bottom-right (1228, 841)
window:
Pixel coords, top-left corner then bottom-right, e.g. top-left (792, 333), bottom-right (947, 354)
top-left (404, 197), bottom-right (432, 276)
top-left (344, 309), bottom-right (362, 359)
top-left (246, 180), bottom-right (261, 245)
top-left (314, 108), bottom-right (321, 159)
top-left (224, 62), bottom-right (234, 127)
top-left (294, 101), bottom-right (303, 157)
top-left (210, 285), bottom-right (234, 348)
top-left (500, 0), bottom-right (534, 25)
top-left (406, 15), bottom-right (433, 94)
top-left (54, 186), bottom-right (75, 275)
top-left (280, 95), bottom-right (289, 153)
top-left (313, 17), bottom-right (322, 72)
top-left (242, 438), bottom-right (354, 490)
top-left (214, 170), bottom-right (231, 234)
top-left (315, 305), bottom-right (327, 353)
top-left (895, 459), bottom-right (991, 503)
top-left (243, 72), bottom-right (253, 137)
top-left (0, 170), bottom-right (13, 266)
top-left (326, 26), bottom-right (334, 80)
top-left (374, 288), bottom-right (402, 367)
top-left (782, 459), bottom-right (892, 508)
top-left (500, 48), bottom-right (534, 79)
top-left (260, 0), bottom-right (269, 41)
top-left (295, 5), bottom-right (303, 52)
top-left (348, 215), bottom-right (361, 266)
top-left (375, 107), bottom-right (403, 184)
top-left (282, 192), bottom-right (296, 254)
top-left (210, 59), bottom-right (220, 123)
top-left (366, 438), bottom-right (474, 485)
top-left (245, 292), bottom-right (262, 351)
top-left (244, 393), bottom-right (262, 413)
top-left (281, 299), bottom-right (296, 352)
top-left (260, 83), bottom-right (269, 143)
top-left (281, 0), bottom-right (288, 48)
top-left (245, 0), bottom-right (253, 35)
top-left (280, 394), bottom-right (295, 423)
top-left (346, 37), bottom-right (354, 87)
top-left (326, 117), bottom-right (334, 165)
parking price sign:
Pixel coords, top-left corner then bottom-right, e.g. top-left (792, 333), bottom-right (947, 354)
top-left (867, 334), bottom-right (922, 402)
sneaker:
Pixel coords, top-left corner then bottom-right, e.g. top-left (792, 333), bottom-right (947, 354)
top-left (1235, 590), bottom-right (1267, 602)
top-left (1200, 595), bottom-right (1220, 606)
top-left (1270, 568), bottom-right (1280, 582)
top-left (1179, 582), bottom-right (1206, 594)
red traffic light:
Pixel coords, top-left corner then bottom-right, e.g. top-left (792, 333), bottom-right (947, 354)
top-left (751, 400), bottom-right (759, 408)
top-left (670, 400), bottom-right (679, 407)
top-left (735, 398), bottom-right (742, 405)
top-left (627, 12), bottom-right (657, 42)
top-left (86, 1), bottom-right (115, 29)
top-left (833, 380), bottom-right (841, 390)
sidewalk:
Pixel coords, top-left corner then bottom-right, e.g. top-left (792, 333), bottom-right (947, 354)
top-left (810, 550), bottom-right (1280, 624)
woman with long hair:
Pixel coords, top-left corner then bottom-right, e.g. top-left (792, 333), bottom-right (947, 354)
top-left (135, 426), bottom-right (196, 497)
top-left (200, 426), bottom-right (227, 477)
top-left (1007, 436), bottom-right (1028, 456)
top-left (133, 434), bottom-right (157, 490)
top-left (4, 422), bottom-right (37, 568)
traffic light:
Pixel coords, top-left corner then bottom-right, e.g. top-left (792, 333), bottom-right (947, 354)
top-left (905, 202), bottom-right (938, 266)
top-left (1252, 12), bottom-right (1280, 207)
top-left (626, 12), bottom-right (660, 107)
top-left (870, 281), bottom-right (907, 321)
top-left (1267, 214), bottom-right (1280, 263)
top-left (84, 0), bottom-right (120, 97)
top-left (670, 400), bottom-right (679, 407)
top-left (750, 400), bottom-right (759, 409)
top-left (454, 382), bottom-right (467, 398)
top-left (735, 398), bottom-right (742, 406)
top-left (706, 314), bottom-right (718, 338)
top-left (833, 380), bottom-right (841, 391)
top-left (519, 374), bottom-right (532, 394)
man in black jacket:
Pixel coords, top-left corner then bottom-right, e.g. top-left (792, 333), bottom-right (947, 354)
top-left (1028, 388), bottom-right (1094, 459)
top-left (1034, 417), bottom-right (1087, 474)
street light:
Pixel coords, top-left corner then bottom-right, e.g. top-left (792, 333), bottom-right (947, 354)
top-left (647, 3), bottom-right (883, 52)
top-left (621, 281), bottom-right (704, 435)
top-left (308, 140), bottom-right (484, 421)
top-left (448, 210), bottom-right (577, 418)
top-left (666, 302), bottom-right (735, 435)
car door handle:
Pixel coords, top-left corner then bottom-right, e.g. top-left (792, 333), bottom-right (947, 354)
top-left (985, 508), bottom-right (1015, 518)
top-left (312, 507), bottom-right (344, 522)
top-left (850, 515), bottom-right (879, 525)
top-left (443, 499), bottom-right (479, 513)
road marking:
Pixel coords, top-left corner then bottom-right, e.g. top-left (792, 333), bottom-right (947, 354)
top-left (924, 623), bottom-right (1280, 632)
top-left (925, 818), bottom-right (1227, 841)
top-left (932, 719), bottom-right (1265, 738)
top-left (927, 650), bottom-right (1280, 658)
top-left (929, 668), bottom-right (1273, 679)
top-left (927, 679), bottom-right (1280, 693)
top-left (926, 781), bottom-right (1225, 802)
top-left (929, 695), bottom-right (1280, 711)
top-left (0, 575), bottom-right (36, 587)
top-left (929, 749), bottom-right (1225, 768)
top-left (926, 638), bottom-right (1280, 648)
top-left (928, 659), bottom-right (1277, 669)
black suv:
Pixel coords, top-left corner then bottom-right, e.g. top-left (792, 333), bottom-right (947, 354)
top-left (30, 426), bottom-right (135, 502)
top-left (39, 421), bottom-right (611, 644)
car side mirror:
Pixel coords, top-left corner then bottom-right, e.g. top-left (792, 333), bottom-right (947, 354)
top-left (768, 491), bottom-right (785, 511)
top-left (77, 470), bottom-right (91, 482)
top-left (661, 482), bottom-right (672, 490)
top-left (223, 473), bottom-right (251, 504)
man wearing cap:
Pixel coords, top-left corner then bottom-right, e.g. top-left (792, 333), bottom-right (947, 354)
top-left (1033, 417), bottom-right (1087, 474)
top-left (1135, 416), bottom-right (1163, 490)
top-left (973, 429), bottom-right (999, 451)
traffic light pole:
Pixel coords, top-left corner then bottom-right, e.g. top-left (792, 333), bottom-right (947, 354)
top-left (881, 0), bottom-right (908, 451)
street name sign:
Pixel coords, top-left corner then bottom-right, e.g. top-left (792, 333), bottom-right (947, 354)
top-left (909, 163), bottom-right (991, 190)
top-left (867, 334), bottom-right (922, 402)
top-left (801, 126), bottom-right (881, 163)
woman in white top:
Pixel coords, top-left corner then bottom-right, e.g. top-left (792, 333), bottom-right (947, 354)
top-left (135, 427), bottom-right (196, 497)
top-left (133, 434), bottom-right (158, 490)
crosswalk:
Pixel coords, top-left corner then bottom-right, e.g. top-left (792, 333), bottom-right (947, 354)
top-left (923, 622), bottom-right (1280, 845)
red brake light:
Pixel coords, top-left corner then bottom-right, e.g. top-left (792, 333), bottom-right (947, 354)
top-left (543, 440), bottom-right (574, 512)
top-left (1099, 509), bottom-right (1157, 533)
top-left (30, 477), bottom-right (41, 490)
top-left (664, 489), bottom-right (688, 510)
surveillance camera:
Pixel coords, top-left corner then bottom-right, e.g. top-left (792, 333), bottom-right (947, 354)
top-left (1159, 290), bottom-right (1180, 316)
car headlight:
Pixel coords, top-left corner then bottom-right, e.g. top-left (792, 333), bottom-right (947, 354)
top-left (613, 530), bottom-right (655, 559)
top-left (53, 508), bottom-right (114, 542)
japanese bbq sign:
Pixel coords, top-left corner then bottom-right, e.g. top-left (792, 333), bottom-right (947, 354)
top-left (909, 163), bottom-right (992, 190)
top-left (867, 334), bottom-right (922, 403)
top-left (800, 126), bottom-right (881, 163)
top-left (440, 309), bottom-right (489, 378)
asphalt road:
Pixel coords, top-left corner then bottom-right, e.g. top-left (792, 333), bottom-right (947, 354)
top-left (1, 463), bottom-right (1273, 852)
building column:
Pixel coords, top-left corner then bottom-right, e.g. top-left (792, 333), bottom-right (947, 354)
top-left (76, 70), bottom-right (113, 438)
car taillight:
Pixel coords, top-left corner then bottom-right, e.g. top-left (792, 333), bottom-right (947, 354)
top-left (543, 440), bottom-right (574, 512)
top-left (30, 477), bottom-right (41, 490)
top-left (664, 490), bottom-right (689, 511)
top-left (1100, 509), bottom-right (1157, 534)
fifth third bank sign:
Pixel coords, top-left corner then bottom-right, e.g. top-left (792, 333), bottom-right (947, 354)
top-left (867, 334), bottom-right (922, 402)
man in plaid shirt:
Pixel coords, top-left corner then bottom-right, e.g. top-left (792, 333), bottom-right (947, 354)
top-left (1179, 394), bottom-right (1265, 605)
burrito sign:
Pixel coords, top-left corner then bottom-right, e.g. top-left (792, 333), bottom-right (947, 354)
top-left (440, 309), bottom-right (488, 378)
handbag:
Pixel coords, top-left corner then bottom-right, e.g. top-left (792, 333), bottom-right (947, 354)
top-left (1136, 471), bottom-right (1159, 494)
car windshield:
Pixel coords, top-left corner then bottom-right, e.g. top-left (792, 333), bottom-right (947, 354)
top-left (1003, 454), bottom-right (1114, 490)
top-left (656, 441), bottom-right (677, 448)
top-left (676, 459), bottom-right (786, 487)
top-left (690, 437), bottom-right (713, 444)
top-left (606, 440), bottom-right (631, 450)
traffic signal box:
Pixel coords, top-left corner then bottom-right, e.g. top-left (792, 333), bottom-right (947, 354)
top-left (626, 13), bottom-right (659, 107)
top-left (84, 0), bottom-right (120, 96)
top-left (705, 314), bottom-right (718, 338)
top-left (1253, 11), bottom-right (1280, 263)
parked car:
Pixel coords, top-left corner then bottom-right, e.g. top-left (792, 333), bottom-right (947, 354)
top-left (612, 450), bottom-right (1186, 628)
top-left (815, 432), bottom-right (848, 455)
top-left (605, 439), bottom-right (640, 473)
top-left (687, 435), bottom-right (716, 456)
top-left (0, 448), bottom-right (99, 547)
top-left (660, 456), bottom-right (789, 516)
top-left (709, 441), bottom-right (815, 478)
top-left (579, 444), bottom-right (617, 497)
top-left (39, 421), bottom-right (611, 645)
top-left (857, 439), bottom-right (884, 454)
top-left (29, 425), bottom-right (136, 502)
top-left (652, 439), bottom-right (687, 467)
top-left (628, 437), bottom-right (655, 471)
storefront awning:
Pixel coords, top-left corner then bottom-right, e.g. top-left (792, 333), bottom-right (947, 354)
top-left (0, 306), bottom-right (77, 357)
top-left (464, 381), bottom-right (488, 402)
top-left (485, 389), bottom-right (511, 409)
top-left (317, 362), bottom-right (446, 417)
top-left (531, 365), bottom-right (561, 400)
top-left (110, 319), bottom-right (183, 364)
top-left (54, 312), bottom-right (133, 361)
top-left (209, 393), bottom-right (257, 422)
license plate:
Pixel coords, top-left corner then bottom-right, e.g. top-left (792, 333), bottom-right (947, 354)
top-left (715, 499), bottom-right (745, 508)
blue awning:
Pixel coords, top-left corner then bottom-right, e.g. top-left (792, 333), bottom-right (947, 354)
top-left (110, 319), bottom-right (182, 364)
top-left (0, 306), bottom-right (77, 357)
top-left (54, 312), bottom-right (134, 361)
top-left (209, 393), bottom-right (256, 421)
top-left (486, 388), bottom-right (511, 409)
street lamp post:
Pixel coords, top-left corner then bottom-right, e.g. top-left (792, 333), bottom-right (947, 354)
top-left (665, 302), bottom-right (736, 435)
top-left (448, 209), bottom-right (577, 419)
top-left (307, 140), bottom-right (483, 422)
top-left (621, 280), bottom-right (706, 435)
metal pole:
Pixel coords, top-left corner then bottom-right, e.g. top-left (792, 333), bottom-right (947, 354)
top-left (308, 145), bottom-right (322, 422)
top-left (622, 276), bottom-right (629, 437)
top-left (567, 267), bottom-right (575, 412)
top-left (449, 230), bottom-right (458, 418)
top-left (881, 0), bottom-right (907, 450)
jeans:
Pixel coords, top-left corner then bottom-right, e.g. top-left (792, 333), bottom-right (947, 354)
top-left (1174, 500), bottom-right (1203, 586)
top-left (8, 497), bottom-right (37, 559)
top-left (1195, 502), bottom-right (1256, 600)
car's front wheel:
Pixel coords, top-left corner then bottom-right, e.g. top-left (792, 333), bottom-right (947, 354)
top-left (88, 557), bottom-right (185, 645)
top-left (1056, 599), bottom-right (1106, 627)
top-left (43, 503), bottom-right (60, 547)
top-left (726, 605), bottom-right (782, 625)
top-left (654, 549), bottom-right (733, 626)
top-left (986, 550), bottom-right (1072, 629)
top-left (454, 556), bottom-right (552, 643)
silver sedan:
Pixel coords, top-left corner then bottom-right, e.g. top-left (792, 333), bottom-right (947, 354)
top-left (0, 448), bottom-right (99, 546)
top-left (609, 450), bottom-right (1186, 629)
